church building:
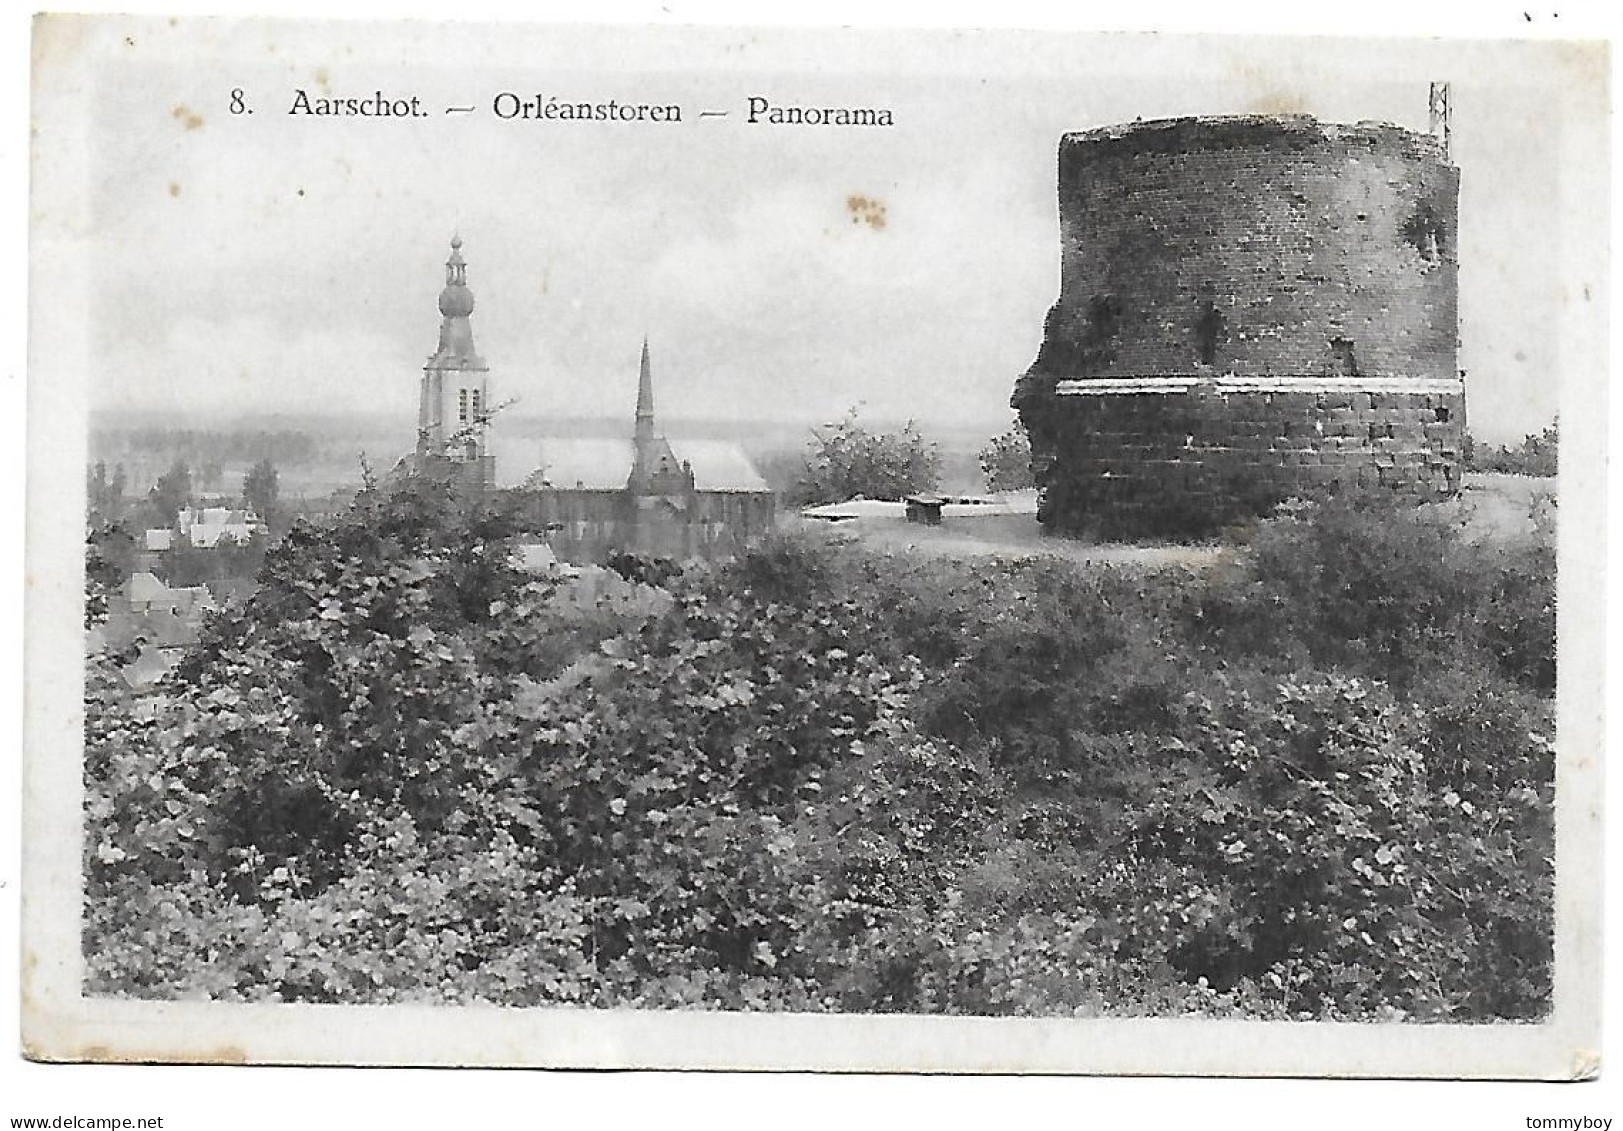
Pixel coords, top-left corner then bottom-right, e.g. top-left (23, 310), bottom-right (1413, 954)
top-left (410, 235), bottom-right (494, 491)
top-left (407, 237), bottom-right (776, 562)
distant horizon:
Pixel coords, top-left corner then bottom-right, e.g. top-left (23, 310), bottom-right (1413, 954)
top-left (85, 397), bottom-right (1555, 448)
top-left (85, 404), bottom-right (1018, 444)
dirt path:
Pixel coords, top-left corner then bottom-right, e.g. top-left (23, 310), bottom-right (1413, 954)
top-left (787, 474), bottom-right (1550, 570)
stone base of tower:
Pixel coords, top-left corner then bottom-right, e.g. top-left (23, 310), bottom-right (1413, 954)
top-left (409, 450), bottom-right (495, 497)
top-left (1022, 382), bottom-right (1465, 540)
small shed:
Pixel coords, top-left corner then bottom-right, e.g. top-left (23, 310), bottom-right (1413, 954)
top-left (904, 495), bottom-right (945, 526)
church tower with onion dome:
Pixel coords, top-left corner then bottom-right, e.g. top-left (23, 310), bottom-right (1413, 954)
top-left (416, 235), bottom-right (492, 488)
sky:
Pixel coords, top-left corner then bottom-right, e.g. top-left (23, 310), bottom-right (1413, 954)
top-left (66, 20), bottom-right (1601, 443)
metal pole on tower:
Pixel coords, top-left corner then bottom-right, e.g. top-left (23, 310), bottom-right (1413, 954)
top-left (1429, 81), bottom-right (1452, 160)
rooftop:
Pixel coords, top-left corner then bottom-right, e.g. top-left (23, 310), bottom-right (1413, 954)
top-left (487, 435), bottom-right (772, 494)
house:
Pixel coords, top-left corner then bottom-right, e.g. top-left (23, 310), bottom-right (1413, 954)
top-left (177, 506), bottom-right (262, 548)
top-left (142, 507), bottom-right (264, 556)
top-left (121, 645), bottom-right (181, 691)
top-left (127, 571), bottom-right (215, 617)
top-left (204, 577), bottom-right (259, 607)
top-left (511, 541), bottom-right (582, 579)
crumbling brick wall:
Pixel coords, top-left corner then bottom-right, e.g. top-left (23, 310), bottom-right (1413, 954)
top-left (1015, 115), bottom-right (1465, 539)
top-left (1033, 386), bottom-right (1464, 537)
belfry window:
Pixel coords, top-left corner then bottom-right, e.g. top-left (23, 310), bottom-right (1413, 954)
top-left (459, 389), bottom-right (469, 422)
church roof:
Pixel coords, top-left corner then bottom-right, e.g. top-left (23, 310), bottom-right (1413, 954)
top-left (537, 438), bottom-right (633, 490)
top-left (488, 435), bottom-right (772, 494)
top-left (667, 440), bottom-right (773, 493)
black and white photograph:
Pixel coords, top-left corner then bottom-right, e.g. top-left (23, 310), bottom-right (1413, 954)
top-left (17, 7), bottom-right (1609, 1096)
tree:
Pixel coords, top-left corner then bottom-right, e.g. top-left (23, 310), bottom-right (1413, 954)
top-left (84, 523), bottom-right (135, 628)
top-left (243, 458), bottom-right (280, 528)
top-left (149, 460), bottom-right (193, 525)
top-left (87, 461), bottom-right (129, 526)
top-left (1466, 421), bottom-right (1558, 478)
top-left (88, 462), bottom-right (109, 524)
top-left (788, 407), bottom-right (941, 507)
top-left (1510, 422), bottom-right (1558, 478)
top-left (978, 420), bottom-right (1035, 492)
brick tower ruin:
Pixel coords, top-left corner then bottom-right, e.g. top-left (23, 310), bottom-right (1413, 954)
top-left (1013, 114), bottom-right (1465, 538)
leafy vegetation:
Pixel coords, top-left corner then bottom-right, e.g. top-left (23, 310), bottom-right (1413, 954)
top-left (978, 420), bottom-right (1035, 492)
top-left (787, 408), bottom-right (942, 506)
top-left (148, 459), bottom-right (194, 525)
top-left (86, 461), bottom-right (129, 528)
top-left (84, 479), bottom-right (1555, 1019)
top-left (1467, 422), bottom-right (1558, 478)
top-left (243, 458), bottom-right (281, 531)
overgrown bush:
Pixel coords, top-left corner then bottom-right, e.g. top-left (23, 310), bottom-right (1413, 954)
top-left (1196, 493), bottom-right (1556, 694)
top-left (1113, 676), bottom-right (1551, 1019)
top-left (84, 476), bottom-right (1556, 1019)
top-left (1467, 423), bottom-right (1558, 478)
top-left (978, 421), bottom-right (1035, 492)
top-left (787, 407), bottom-right (941, 506)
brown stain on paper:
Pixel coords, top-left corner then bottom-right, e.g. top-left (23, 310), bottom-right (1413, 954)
top-left (1549, 40), bottom-right (1610, 102)
top-left (1244, 89), bottom-right (1308, 116)
top-left (62, 1044), bottom-right (250, 1066)
top-left (32, 14), bottom-right (101, 76)
top-left (171, 104), bottom-right (204, 131)
top-left (1224, 59), bottom-right (1309, 116)
top-left (846, 194), bottom-right (887, 230)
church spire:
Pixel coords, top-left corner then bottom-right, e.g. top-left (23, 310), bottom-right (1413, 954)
top-left (630, 336), bottom-right (687, 495)
top-left (635, 335), bottom-right (655, 444)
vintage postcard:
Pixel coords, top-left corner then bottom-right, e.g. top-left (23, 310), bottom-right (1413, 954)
top-left (23, 14), bottom-right (1608, 1075)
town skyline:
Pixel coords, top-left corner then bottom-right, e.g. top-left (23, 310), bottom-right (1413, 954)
top-left (81, 26), bottom-right (1585, 444)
